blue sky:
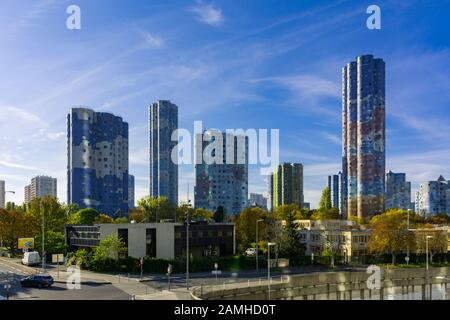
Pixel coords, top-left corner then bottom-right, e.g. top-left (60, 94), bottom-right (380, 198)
top-left (1, 0), bottom-right (450, 208)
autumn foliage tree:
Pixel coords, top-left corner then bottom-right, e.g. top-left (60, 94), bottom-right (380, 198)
top-left (368, 209), bottom-right (415, 264)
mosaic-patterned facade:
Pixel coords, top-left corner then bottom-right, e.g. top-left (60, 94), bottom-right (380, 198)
top-left (269, 163), bottom-right (304, 210)
top-left (67, 108), bottom-right (129, 217)
top-left (327, 174), bottom-right (340, 210)
top-left (416, 176), bottom-right (450, 216)
top-left (149, 100), bottom-right (178, 207)
top-left (385, 171), bottom-right (412, 210)
top-left (342, 55), bottom-right (386, 220)
top-left (194, 130), bottom-right (248, 216)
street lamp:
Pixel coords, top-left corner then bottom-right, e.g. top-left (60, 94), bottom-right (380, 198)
top-left (185, 200), bottom-right (192, 290)
top-left (426, 235), bottom-right (433, 271)
top-left (256, 219), bottom-right (264, 274)
top-left (406, 209), bottom-right (412, 265)
top-left (267, 242), bottom-right (276, 300)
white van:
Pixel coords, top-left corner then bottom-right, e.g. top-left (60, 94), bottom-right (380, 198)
top-left (22, 251), bottom-right (41, 266)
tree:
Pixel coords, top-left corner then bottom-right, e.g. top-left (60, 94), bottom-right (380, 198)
top-left (176, 204), bottom-right (195, 222)
top-left (278, 208), bottom-right (305, 263)
top-left (69, 208), bottom-right (100, 225)
top-left (129, 207), bottom-right (145, 223)
top-left (273, 204), bottom-right (302, 221)
top-left (319, 187), bottom-right (332, 210)
top-left (137, 196), bottom-right (175, 222)
top-left (414, 228), bottom-right (448, 263)
top-left (368, 209), bottom-right (415, 264)
top-left (114, 217), bottom-right (129, 224)
top-left (35, 231), bottom-right (67, 257)
top-left (95, 214), bottom-right (114, 224)
top-left (235, 207), bottom-right (273, 250)
top-left (192, 208), bottom-right (213, 221)
top-left (27, 196), bottom-right (68, 234)
top-left (426, 213), bottom-right (450, 226)
top-left (214, 206), bottom-right (225, 223)
top-left (321, 231), bottom-right (344, 268)
top-left (93, 234), bottom-right (127, 262)
top-left (0, 209), bottom-right (32, 253)
top-left (311, 208), bottom-right (340, 220)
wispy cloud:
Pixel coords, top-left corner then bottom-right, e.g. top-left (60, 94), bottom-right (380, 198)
top-left (190, 1), bottom-right (224, 27)
top-left (0, 160), bottom-right (43, 172)
top-left (321, 132), bottom-right (341, 145)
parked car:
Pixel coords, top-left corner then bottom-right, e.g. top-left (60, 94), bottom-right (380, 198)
top-left (245, 248), bottom-right (257, 256)
top-left (20, 274), bottom-right (54, 288)
top-left (22, 251), bottom-right (41, 266)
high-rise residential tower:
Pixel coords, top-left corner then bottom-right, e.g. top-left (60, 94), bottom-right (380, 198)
top-left (67, 108), bottom-right (129, 217)
top-left (0, 180), bottom-right (5, 209)
top-left (415, 176), bottom-right (450, 216)
top-left (249, 193), bottom-right (268, 210)
top-left (327, 174), bottom-right (340, 209)
top-left (195, 130), bottom-right (248, 216)
top-left (149, 100), bottom-right (178, 207)
top-left (128, 174), bottom-right (135, 209)
top-left (385, 171), bottom-right (412, 210)
top-left (342, 55), bottom-right (386, 220)
top-left (24, 176), bottom-right (57, 204)
top-left (269, 163), bottom-right (304, 210)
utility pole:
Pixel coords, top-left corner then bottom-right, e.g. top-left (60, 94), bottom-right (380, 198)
top-left (186, 183), bottom-right (191, 290)
top-left (41, 201), bottom-right (45, 273)
top-left (256, 219), bottom-right (263, 274)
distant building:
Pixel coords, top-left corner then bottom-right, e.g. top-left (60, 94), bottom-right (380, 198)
top-left (24, 176), bottom-right (57, 204)
top-left (65, 222), bottom-right (236, 260)
top-left (294, 220), bottom-right (371, 260)
top-left (385, 171), bottom-right (412, 210)
top-left (302, 202), bottom-right (311, 210)
top-left (415, 176), bottom-right (450, 216)
top-left (269, 163), bottom-right (304, 210)
top-left (128, 175), bottom-right (135, 209)
top-left (342, 55), bottom-right (386, 220)
top-left (194, 129), bottom-right (248, 216)
top-left (249, 193), bottom-right (268, 210)
top-left (327, 174), bottom-right (340, 209)
top-left (149, 100), bottom-right (178, 207)
top-left (0, 180), bottom-right (5, 209)
top-left (67, 107), bottom-right (129, 217)
top-left (24, 185), bottom-right (31, 204)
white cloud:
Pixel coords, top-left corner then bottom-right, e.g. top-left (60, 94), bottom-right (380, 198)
top-left (0, 160), bottom-right (43, 172)
top-left (139, 31), bottom-right (164, 49)
top-left (321, 132), bottom-right (341, 145)
top-left (190, 1), bottom-right (224, 27)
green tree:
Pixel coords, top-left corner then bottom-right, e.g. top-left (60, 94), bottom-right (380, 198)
top-left (93, 234), bottom-right (127, 262)
top-left (273, 204), bottom-right (301, 221)
top-left (35, 230), bottom-right (67, 257)
top-left (137, 196), bottom-right (175, 222)
top-left (27, 196), bottom-right (68, 233)
top-left (69, 208), bottom-right (100, 225)
top-left (368, 209), bottom-right (415, 264)
top-left (414, 228), bottom-right (448, 263)
top-left (0, 209), bottom-right (32, 253)
top-left (279, 208), bottom-right (305, 263)
top-left (319, 187), bottom-right (332, 210)
top-left (176, 203), bottom-right (195, 222)
top-left (235, 207), bottom-right (273, 250)
top-left (95, 214), bottom-right (114, 224)
top-left (114, 217), bottom-right (129, 224)
top-left (214, 206), bottom-right (225, 222)
top-left (192, 208), bottom-right (213, 221)
top-left (311, 208), bottom-right (340, 220)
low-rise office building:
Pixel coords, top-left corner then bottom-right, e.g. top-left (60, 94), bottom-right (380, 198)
top-left (65, 222), bottom-right (236, 260)
top-left (295, 220), bottom-right (372, 259)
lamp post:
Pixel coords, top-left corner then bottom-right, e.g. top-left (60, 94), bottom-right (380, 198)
top-left (185, 200), bottom-right (192, 290)
top-left (267, 242), bottom-right (276, 300)
top-left (426, 235), bottom-right (433, 271)
top-left (426, 235), bottom-right (433, 300)
top-left (256, 219), bottom-right (263, 274)
top-left (406, 209), bottom-right (411, 265)
top-left (2, 190), bottom-right (15, 209)
top-left (41, 201), bottom-right (46, 273)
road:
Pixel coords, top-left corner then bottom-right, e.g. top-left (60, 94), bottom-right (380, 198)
top-left (0, 261), bottom-right (130, 300)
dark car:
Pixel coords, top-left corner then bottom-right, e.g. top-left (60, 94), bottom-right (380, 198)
top-left (20, 274), bottom-right (54, 288)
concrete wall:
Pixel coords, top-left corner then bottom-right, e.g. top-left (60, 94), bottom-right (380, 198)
top-left (98, 223), bottom-right (177, 260)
